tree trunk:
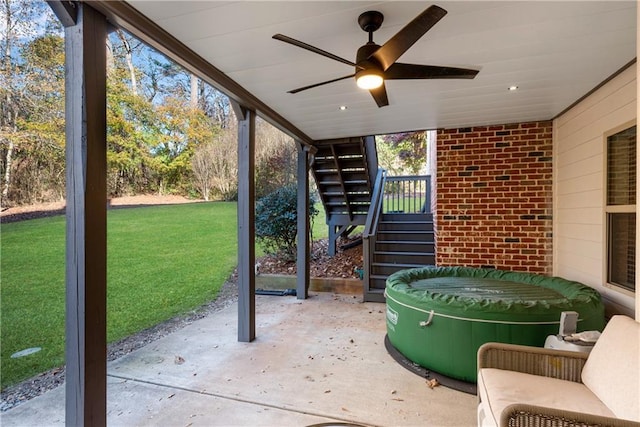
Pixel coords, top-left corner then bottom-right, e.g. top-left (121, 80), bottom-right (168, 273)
top-left (190, 74), bottom-right (198, 109)
top-left (117, 30), bottom-right (137, 96)
top-left (1, 1), bottom-right (14, 204)
top-left (105, 36), bottom-right (114, 71)
top-left (1, 139), bottom-right (14, 203)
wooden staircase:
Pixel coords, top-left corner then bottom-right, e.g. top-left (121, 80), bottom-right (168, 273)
top-left (309, 136), bottom-right (433, 302)
top-left (365, 212), bottom-right (435, 302)
top-left (311, 136), bottom-right (377, 255)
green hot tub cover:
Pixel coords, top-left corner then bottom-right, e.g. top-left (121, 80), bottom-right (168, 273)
top-left (385, 266), bottom-right (605, 382)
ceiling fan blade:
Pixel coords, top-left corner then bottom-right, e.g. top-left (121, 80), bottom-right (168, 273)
top-left (273, 34), bottom-right (357, 68)
top-left (369, 82), bottom-right (389, 108)
top-left (371, 5), bottom-right (447, 71)
top-left (384, 63), bottom-right (479, 80)
top-left (288, 74), bottom-right (355, 94)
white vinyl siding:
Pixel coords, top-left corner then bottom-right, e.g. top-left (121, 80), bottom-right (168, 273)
top-left (553, 63), bottom-right (636, 316)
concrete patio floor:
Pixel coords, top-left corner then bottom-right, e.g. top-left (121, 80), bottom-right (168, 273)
top-left (1, 292), bottom-right (477, 426)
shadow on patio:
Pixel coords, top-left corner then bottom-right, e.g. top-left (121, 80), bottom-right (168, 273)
top-left (2, 292), bottom-right (476, 426)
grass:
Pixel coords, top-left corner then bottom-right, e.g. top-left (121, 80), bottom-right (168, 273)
top-left (1, 202), bottom-right (238, 390)
top-left (1, 201), bottom-right (330, 390)
top-left (311, 202), bottom-right (328, 240)
top-left (383, 195), bottom-right (428, 214)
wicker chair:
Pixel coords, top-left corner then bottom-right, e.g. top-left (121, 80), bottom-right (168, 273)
top-left (476, 315), bottom-right (640, 427)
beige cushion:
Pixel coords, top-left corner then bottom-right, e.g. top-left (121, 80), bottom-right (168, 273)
top-left (478, 368), bottom-right (615, 425)
top-left (581, 315), bottom-right (640, 422)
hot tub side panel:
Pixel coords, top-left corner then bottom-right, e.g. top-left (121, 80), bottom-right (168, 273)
top-left (384, 267), bottom-right (605, 383)
top-left (386, 296), bottom-right (564, 382)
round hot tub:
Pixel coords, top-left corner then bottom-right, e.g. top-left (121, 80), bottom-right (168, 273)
top-left (385, 266), bottom-right (604, 382)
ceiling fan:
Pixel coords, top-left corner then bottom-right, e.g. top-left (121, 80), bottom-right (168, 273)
top-left (273, 5), bottom-right (479, 108)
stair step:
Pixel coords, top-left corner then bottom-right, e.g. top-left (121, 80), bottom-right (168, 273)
top-left (382, 213), bottom-right (433, 221)
top-left (370, 262), bottom-right (431, 276)
top-left (314, 168), bottom-right (339, 174)
top-left (333, 145), bottom-right (364, 157)
top-left (318, 184), bottom-right (370, 193)
top-left (363, 288), bottom-right (386, 302)
top-left (378, 221), bottom-right (434, 232)
top-left (334, 159), bottom-right (367, 169)
top-left (326, 213), bottom-right (368, 223)
top-left (312, 155), bottom-right (335, 162)
top-left (316, 179), bottom-right (342, 186)
top-left (373, 251), bottom-right (435, 265)
top-left (368, 275), bottom-right (390, 291)
top-left (373, 250), bottom-right (435, 257)
top-left (377, 230), bottom-right (434, 242)
top-left (342, 176), bottom-right (369, 187)
top-left (324, 197), bottom-right (371, 205)
top-left (375, 241), bottom-right (434, 252)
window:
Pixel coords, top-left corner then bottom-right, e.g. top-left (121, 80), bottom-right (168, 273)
top-left (606, 125), bottom-right (636, 293)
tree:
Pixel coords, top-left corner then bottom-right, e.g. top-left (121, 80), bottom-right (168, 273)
top-left (191, 117), bottom-right (299, 202)
top-left (112, 29), bottom-right (141, 96)
top-left (192, 121), bottom-right (237, 201)
top-left (255, 185), bottom-right (318, 261)
top-left (255, 118), bottom-right (297, 198)
top-left (151, 97), bottom-right (220, 195)
top-left (1, 1), bottom-right (65, 204)
top-left (1, 5), bottom-right (298, 205)
top-left (377, 131), bottom-right (427, 175)
top-left (13, 33), bottom-right (66, 202)
top-left (0, 0), bottom-right (57, 204)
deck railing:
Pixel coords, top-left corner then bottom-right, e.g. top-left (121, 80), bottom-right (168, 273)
top-left (383, 175), bottom-right (431, 214)
top-left (363, 169), bottom-right (386, 300)
top-left (363, 172), bottom-right (431, 300)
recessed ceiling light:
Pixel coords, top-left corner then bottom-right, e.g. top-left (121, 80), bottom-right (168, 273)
top-left (339, 105), bottom-right (347, 111)
top-left (508, 85), bottom-right (518, 91)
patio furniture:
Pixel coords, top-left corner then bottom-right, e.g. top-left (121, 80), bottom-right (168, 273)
top-left (477, 315), bottom-right (640, 427)
top-left (385, 266), bottom-right (604, 382)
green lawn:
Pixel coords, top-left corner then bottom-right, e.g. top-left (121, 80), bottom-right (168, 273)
top-left (383, 195), bottom-right (428, 214)
top-left (1, 201), bottom-right (329, 390)
top-left (1, 202), bottom-right (238, 390)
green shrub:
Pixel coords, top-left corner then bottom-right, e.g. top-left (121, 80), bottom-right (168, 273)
top-left (255, 185), bottom-right (318, 260)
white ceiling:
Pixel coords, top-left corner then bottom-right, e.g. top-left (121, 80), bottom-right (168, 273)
top-left (127, 1), bottom-right (636, 141)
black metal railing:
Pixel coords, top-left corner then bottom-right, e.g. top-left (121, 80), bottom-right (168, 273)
top-left (383, 175), bottom-right (431, 214)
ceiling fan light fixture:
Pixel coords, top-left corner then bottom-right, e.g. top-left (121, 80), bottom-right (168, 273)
top-left (275, 6), bottom-right (479, 107)
top-left (356, 68), bottom-right (383, 90)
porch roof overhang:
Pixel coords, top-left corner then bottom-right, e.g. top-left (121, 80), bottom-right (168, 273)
top-left (93, 1), bottom-right (636, 141)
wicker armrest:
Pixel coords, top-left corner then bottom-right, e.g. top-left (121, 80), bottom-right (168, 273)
top-left (478, 342), bottom-right (588, 382)
top-left (501, 403), bottom-right (640, 427)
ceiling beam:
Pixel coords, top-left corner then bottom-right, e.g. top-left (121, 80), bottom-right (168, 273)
top-left (46, 0), bottom-right (78, 27)
top-left (89, 0), bottom-right (316, 150)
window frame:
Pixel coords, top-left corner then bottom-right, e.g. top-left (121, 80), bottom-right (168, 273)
top-left (603, 121), bottom-right (636, 296)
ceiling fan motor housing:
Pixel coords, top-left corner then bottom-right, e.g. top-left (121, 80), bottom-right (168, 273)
top-left (356, 43), bottom-right (382, 68)
top-left (355, 43), bottom-right (384, 89)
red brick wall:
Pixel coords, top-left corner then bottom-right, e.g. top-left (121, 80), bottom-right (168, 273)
top-left (434, 121), bottom-right (553, 274)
